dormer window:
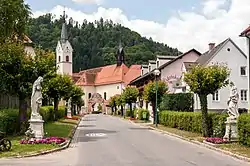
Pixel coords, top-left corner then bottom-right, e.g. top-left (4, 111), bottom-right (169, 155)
top-left (66, 56), bottom-right (69, 62)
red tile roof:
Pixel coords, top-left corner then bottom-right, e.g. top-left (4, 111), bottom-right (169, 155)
top-left (240, 25), bottom-right (250, 36)
top-left (75, 63), bottom-right (141, 86)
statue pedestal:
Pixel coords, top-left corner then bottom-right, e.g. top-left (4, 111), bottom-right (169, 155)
top-left (223, 117), bottom-right (238, 142)
top-left (67, 110), bottom-right (72, 118)
top-left (28, 118), bottom-right (44, 139)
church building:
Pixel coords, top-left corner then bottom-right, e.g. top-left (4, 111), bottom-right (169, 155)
top-left (56, 12), bottom-right (141, 113)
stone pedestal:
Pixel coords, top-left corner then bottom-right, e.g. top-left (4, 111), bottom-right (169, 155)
top-left (223, 117), bottom-right (238, 142)
top-left (67, 110), bottom-right (72, 118)
top-left (29, 119), bottom-right (44, 139)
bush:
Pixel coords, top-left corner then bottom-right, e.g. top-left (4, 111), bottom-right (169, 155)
top-left (159, 93), bottom-right (194, 112)
top-left (0, 109), bottom-right (19, 134)
top-left (125, 109), bottom-right (136, 117)
top-left (135, 108), bottom-right (150, 120)
top-left (159, 111), bottom-right (227, 137)
top-left (238, 114), bottom-right (250, 146)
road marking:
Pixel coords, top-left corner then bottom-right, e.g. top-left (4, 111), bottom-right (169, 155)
top-left (85, 133), bottom-right (106, 137)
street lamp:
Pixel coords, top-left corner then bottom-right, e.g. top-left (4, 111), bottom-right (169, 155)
top-left (153, 69), bottom-right (161, 127)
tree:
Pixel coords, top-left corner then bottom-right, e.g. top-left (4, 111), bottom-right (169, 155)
top-left (108, 96), bottom-right (117, 114)
top-left (0, 43), bottom-right (57, 132)
top-left (0, 0), bottom-right (31, 42)
top-left (143, 80), bottom-right (168, 123)
top-left (43, 74), bottom-right (74, 120)
top-left (115, 95), bottom-right (124, 116)
top-left (70, 85), bottom-right (84, 114)
top-left (121, 86), bottom-right (139, 118)
top-left (184, 64), bottom-right (230, 137)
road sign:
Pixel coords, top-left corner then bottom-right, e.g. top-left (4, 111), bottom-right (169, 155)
top-left (85, 133), bottom-right (106, 137)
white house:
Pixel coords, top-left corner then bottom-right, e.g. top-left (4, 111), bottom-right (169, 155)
top-left (182, 38), bottom-right (248, 111)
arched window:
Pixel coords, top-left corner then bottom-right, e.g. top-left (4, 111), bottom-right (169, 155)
top-left (88, 93), bottom-right (91, 99)
top-left (104, 92), bottom-right (107, 100)
top-left (59, 56), bottom-right (61, 62)
top-left (66, 56), bottom-right (69, 62)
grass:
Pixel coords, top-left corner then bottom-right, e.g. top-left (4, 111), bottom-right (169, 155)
top-left (149, 124), bottom-right (250, 158)
top-left (0, 120), bottom-right (76, 158)
top-left (133, 119), bottom-right (151, 123)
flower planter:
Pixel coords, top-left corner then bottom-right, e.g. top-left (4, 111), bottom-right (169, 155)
top-left (20, 137), bottom-right (66, 145)
top-left (204, 137), bottom-right (228, 144)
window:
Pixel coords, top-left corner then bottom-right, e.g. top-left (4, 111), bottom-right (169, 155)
top-left (212, 91), bottom-right (219, 101)
top-left (59, 56), bottom-right (61, 62)
top-left (240, 66), bottom-right (247, 76)
top-left (149, 66), bottom-right (151, 72)
top-left (104, 92), bottom-right (107, 100)
top-left (66, 56), bottom-right (69, 62)
top-left (88, 93), bottom-right (91, 99)
top-left (240, 90), bottom-right (247, 101)
top-left (157, 61), bottom-right (159, 68)
top-left (141, 70), bottom-right (144, 75)
top-left (117, 86), bottom-right (119, 89)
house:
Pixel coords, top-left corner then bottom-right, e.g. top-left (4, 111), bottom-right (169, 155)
top-left (129, 48), bottom-right (201, 111)
top-left (239, 25), bottom-right (250, 109)
top-left (182, 38), bottom-right (248, 111)
top-left (55, 13), bottom-right (141, 113)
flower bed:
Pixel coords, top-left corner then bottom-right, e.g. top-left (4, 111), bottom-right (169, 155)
top-left (205, 137), bottom-right (228, 144)
top-left (64, 116), bottom-right (79, 120)
top-left (20, 137), bottom-right (66, 145)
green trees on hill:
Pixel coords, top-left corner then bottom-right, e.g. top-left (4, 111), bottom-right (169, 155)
top-left (27, 14), bottom-right (181, 72)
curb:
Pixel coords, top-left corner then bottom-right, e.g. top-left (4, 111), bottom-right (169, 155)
top-left (129, 120), bottom-right (250, 163)
top-left (6, 116), bottom-right (82, 159)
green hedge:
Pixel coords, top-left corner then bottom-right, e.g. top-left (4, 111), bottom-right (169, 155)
top-left (238, 114), bottom-right (250, 146)
top-left (0, 106), bottom-right (65, 135)
top-left (159, 111), bottom-right (227, 137)
top-left (159, 93), bottom-right (194, 112)
top-left (135, 108), bottom-right (150, 120)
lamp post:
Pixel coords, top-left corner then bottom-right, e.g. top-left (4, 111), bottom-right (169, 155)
top-left (153, 69), bottom-right (161, 127)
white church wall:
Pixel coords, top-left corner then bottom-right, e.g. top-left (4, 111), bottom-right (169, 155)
top-left (95, 83), bottom-right (124, 100)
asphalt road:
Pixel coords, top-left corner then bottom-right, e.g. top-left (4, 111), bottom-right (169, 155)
top-left (0, 114), bottom-right (249, 166)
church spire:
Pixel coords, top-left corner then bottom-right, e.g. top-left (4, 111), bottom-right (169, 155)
top-left (116, 40), bottom-right (125, 66)
top-left (60, 9), bottom-right (68, 43)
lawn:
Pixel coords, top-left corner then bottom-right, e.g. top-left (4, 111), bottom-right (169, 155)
top-left (0, 121), bottom-right (76, 158)
top-left (149, 124), bottom-right (250, 158)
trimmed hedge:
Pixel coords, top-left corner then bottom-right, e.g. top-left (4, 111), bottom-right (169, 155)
top-left (0, 106), bottom-right (65, 135)
top-left (135, 108), bottom-right (150, 120)
top-left (159, 111), bottom-right (227, 137)
top-left (238, 114), bottom-right (250, 146)
top-left (159, 93), bottom-right (194, 112)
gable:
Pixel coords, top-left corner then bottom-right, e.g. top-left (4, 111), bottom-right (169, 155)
top-left (196, 38), bottom-right (246, 65)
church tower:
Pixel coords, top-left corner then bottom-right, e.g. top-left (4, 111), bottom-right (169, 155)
top-left (56, 10), bottom-right (73, 76)
top-left (116, 41), bottom-right (125, 66)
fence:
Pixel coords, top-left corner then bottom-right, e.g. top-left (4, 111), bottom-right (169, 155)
top-left (0, 94), bottom-right (19, 109)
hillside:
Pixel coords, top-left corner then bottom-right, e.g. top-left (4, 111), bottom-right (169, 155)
top-left (27, 14), bottom-right (181, 72)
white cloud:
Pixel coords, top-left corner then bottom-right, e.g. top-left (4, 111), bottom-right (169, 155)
top-left (71, 0), bottom-right (103, 5)
top-left (32, 0), bottom-right (250, 53)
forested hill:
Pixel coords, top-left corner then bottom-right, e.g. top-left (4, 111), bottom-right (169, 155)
top-left (27, 14), bottom-right (181, 72)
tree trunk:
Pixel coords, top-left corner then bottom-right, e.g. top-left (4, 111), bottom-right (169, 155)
top-left (199, 94), bottom-right (209, 137)
top-left (114, 105), bottom-right (117, 115)
top-left (129, 103), bottom-right (133, 118)
top-left (18, 98), bottom-right (28, 133)
top-left (53, 98), bottom-right (59, 121)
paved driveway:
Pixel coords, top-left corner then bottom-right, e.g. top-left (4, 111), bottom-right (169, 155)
top-left (0, 114), bottom-right (249, 166)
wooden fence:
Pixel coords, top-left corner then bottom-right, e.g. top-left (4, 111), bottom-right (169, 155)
top-left (0, 94), bottom-right (19, 109)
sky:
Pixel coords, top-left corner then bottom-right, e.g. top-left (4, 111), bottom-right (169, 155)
top-left (25, 0), bottom-right (250, 53)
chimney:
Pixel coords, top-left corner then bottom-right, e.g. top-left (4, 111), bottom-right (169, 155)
top-left (208, 43), bottom-right (215, 50)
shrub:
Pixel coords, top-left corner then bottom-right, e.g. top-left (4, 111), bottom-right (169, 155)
top-left (0, 109), bottom-right (19, 134)
top-left (238, 114), bottom-right (250, 146)
top-left (159, 93), bottom-right (194, 112)
top-left (159, 111), bottom-right (227, 136)
top-left (135, 108), bottom-right (150, 120)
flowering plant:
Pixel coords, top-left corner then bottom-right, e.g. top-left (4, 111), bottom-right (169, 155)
top-left (64, 116), bottom-right (79, 120)
top-left (205, 137), bottom-right (228, 144)
top-left (20, 136), bottom-right (66, 145)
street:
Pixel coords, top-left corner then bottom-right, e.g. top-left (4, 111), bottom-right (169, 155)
top-left (0, 114), bottom-right (249, 166)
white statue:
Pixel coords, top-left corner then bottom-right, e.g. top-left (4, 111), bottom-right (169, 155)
top-left (227, 83), bottom-right (239, 119)
top-left (67, 98), bottom-right (72, 118)
top-left (31, 76), bottom-right (43, 120)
